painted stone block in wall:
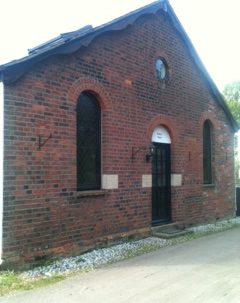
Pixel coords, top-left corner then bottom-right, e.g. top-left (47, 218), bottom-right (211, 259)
top-left (171, 174), bottom-right (182, 187)
top-left (142, 175), bottom-right (152, 188)
top-left (102, 175), bottom-right (118, 189)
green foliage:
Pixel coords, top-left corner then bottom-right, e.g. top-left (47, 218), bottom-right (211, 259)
top-left (223, 81), bottom-right (240, 124)
top-left (235, 159), bottom-right (240, 186)
top-left (226, 99), bottom-right (240, 125)
top-left (223, 81), bottom-right (240, 102)
top-left (222, 81), bottom-right (240, 184)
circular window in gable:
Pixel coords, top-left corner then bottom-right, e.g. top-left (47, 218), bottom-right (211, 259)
top-left (155, 58), bottom-right (167, 80)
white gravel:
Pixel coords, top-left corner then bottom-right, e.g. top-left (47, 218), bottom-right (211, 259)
top-left (187, 217), bottom-right (240, 233)
top-left (21, 217), bottom-right (240, 279)
top-left (21, 238), bottom-right (170, 279)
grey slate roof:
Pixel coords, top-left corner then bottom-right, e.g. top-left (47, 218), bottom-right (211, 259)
top-left (0, 0), bottom-right (238, 131)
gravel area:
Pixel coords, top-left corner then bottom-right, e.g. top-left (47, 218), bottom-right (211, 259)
top-left (187, 217), bottom-right (240, 233)
top-left (21, 217), bottom-right (240, 279)
top-left (22, 237), bottom-right (171, 279)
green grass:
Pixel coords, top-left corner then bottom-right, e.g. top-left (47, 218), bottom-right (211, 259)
top-left (0, 271), bottom-right (64, 296)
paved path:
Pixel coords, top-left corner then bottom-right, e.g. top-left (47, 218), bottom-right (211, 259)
top-left (1, 227), bottom-right (240, 302)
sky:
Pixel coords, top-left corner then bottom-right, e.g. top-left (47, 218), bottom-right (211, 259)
top-left (1, 0), bottom-right (240, 90)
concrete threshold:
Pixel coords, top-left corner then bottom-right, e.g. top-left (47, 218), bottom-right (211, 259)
top-left (151, 222), bottom-right (193, 239)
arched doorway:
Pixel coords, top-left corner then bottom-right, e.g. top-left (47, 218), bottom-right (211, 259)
top-left (151, 126), bottom-right (171, 225)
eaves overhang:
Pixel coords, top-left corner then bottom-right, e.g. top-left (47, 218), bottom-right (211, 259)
top-left (0, 0), bottom-right (167, 85)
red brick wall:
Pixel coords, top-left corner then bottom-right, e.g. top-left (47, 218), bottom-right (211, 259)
top-left (3, 12), bottom-right (235, 264)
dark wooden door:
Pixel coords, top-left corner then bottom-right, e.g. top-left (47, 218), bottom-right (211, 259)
top-left (152, 143), bottom-right (171, 225)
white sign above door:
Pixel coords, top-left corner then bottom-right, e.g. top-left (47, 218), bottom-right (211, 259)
top-left (152, 126), bottom-right (171, 144)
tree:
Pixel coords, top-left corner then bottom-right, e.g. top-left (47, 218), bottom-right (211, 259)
top-left (223, 81), bottom-right (240, 185)
top-left (223, 81), bottom-right (240, 125)
top-left (222, 81), bottom-right (240, 185)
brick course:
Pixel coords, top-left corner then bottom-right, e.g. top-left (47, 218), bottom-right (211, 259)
top-left (3, 12), bottom-right (235, 265)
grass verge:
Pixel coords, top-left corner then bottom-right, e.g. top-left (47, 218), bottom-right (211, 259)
top-left (0, 271), bottom-right (65, 296)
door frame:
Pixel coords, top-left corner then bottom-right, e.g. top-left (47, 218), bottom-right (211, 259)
top-left (151, 126), bottom-right (172, 226)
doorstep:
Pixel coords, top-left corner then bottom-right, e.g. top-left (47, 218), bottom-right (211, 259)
top-left (151, 222), bottom-right (193, 239)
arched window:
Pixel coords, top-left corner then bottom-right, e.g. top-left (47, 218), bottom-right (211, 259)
top-left (203, 120), bottom-right (213, 184)
top-left (77, 92), bottom-right (101, 191)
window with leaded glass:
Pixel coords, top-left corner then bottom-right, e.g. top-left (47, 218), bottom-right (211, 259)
top-left (203, 120), bottom-right (212, 184)
top-left (77, 92), bottom-right (101, 191)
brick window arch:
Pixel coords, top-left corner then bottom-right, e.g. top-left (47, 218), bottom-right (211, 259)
top-left (77, 92), bottom-right (101, 191)
top-left (203, 120), bottom-right (213, 184)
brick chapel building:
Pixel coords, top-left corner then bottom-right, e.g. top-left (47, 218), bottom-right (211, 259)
top-left (0, 0), bottom-right (238, 266)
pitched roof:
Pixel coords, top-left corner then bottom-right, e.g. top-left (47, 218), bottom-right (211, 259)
top-left (0, 0), bottom-right (238, 131)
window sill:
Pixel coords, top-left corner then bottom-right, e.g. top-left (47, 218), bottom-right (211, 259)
top-left (203, 183), bottom-right (215, 188)
top-left (75, 190), bottom-right (107, 198)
